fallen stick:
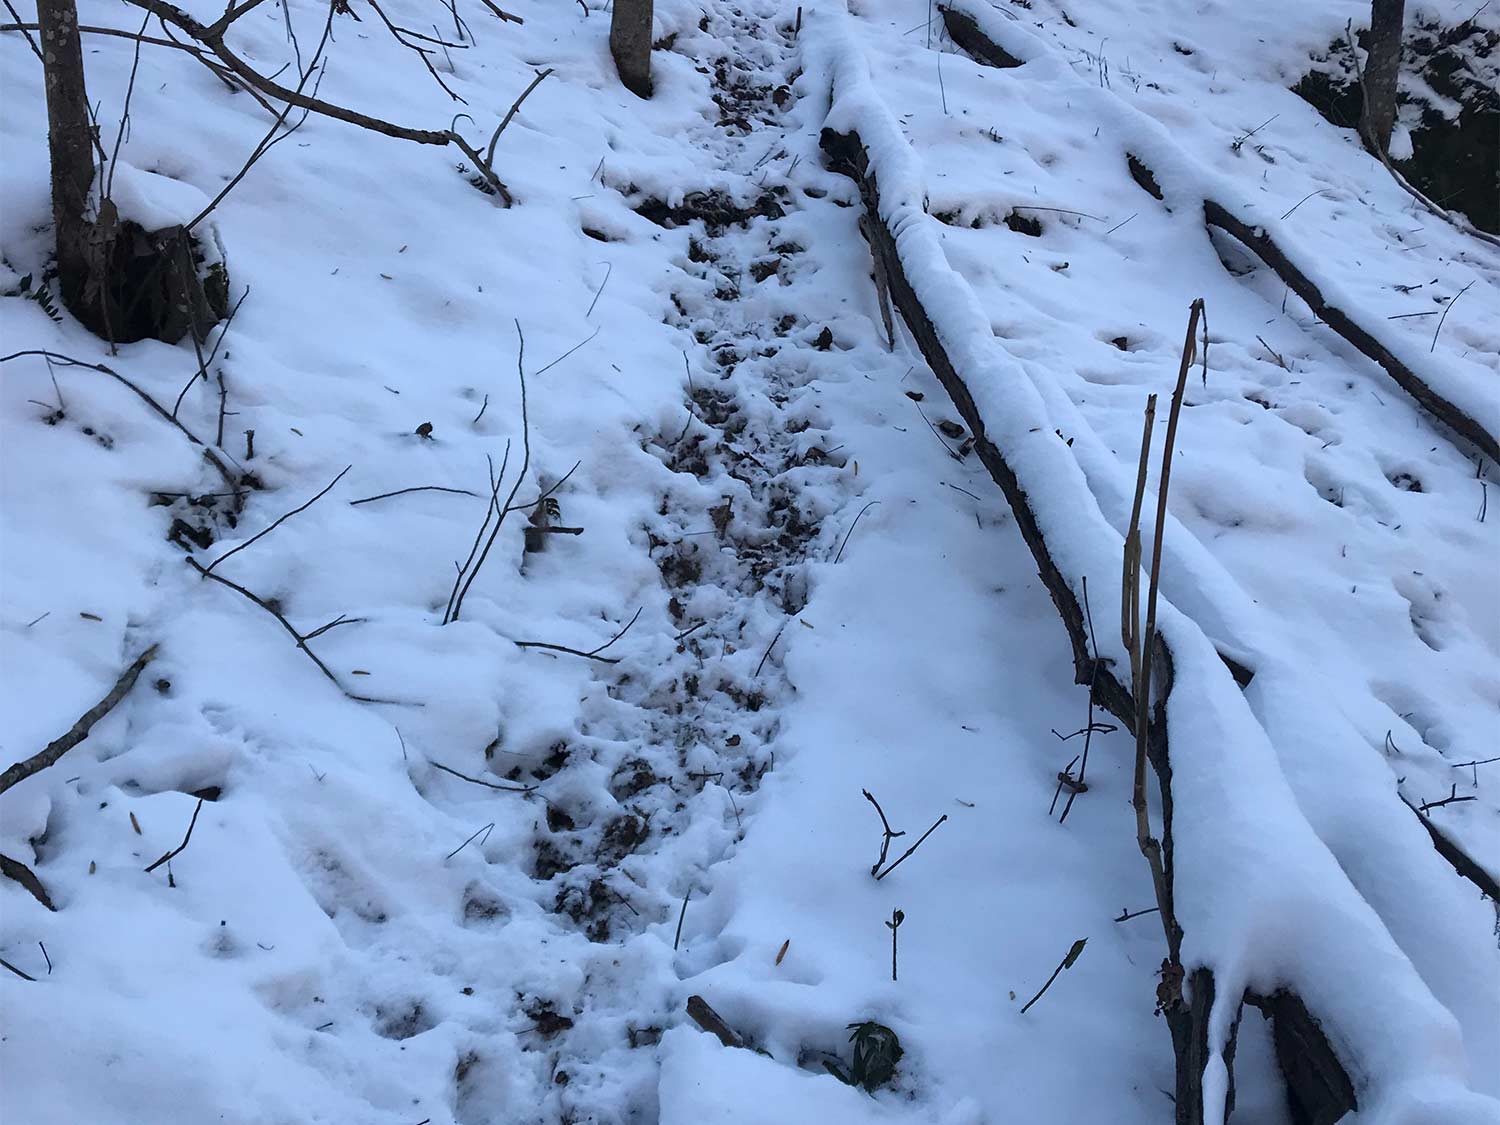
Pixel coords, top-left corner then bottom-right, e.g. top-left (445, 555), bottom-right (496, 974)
top-left (0, 852), bottom-right (56, 911)
top-left (0, 645), bottom-right (158, 795)
top-left (935, 5), bottom-right (1498, 466)
top-left (685, 995), bottom-right (744, 1049)
top-left (1200, 200), bottom-right (1497, 462)
top-left (1, 350), bottom-right (240, 497)
top-left (144, 797), bottom-right (204, 873)
top-left (820, 123), bottom-right (1349, 1125)
top-left (1400, 795), bottom-right (1500, 901)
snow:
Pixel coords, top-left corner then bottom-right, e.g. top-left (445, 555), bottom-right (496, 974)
top-left (3, 0), bottom-right (1498, 1122)
top-left (93, 161), bottom-right (214, 234)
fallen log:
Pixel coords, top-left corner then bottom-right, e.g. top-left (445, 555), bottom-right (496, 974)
top-left (824, 125), bottom-right (1237, 1124)
top-left (932, 4), bottom-right (1498, 1081)
top-left (1401, 796), bottom-right (1500, 902)
top-left (1199, 199), bottom-right (1497, 463)
top-left (937, 4), bottom-right (1498, 466)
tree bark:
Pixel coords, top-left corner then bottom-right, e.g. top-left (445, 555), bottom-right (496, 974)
top-left (610, 0), bottom-right (653, 99)
top-left (1362, 0), bottom-right (1406, 154)
top-left (35, 0), bottom-right (97, 324)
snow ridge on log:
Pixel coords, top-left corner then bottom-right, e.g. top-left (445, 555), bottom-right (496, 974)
top-left (936, 1), bottom-right (1498, 465)
top-left (810, 7), bottom-right (1498, 1123)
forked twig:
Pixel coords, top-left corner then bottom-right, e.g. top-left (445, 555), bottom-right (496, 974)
top-left (873, 814), bottom-right (947, 881)
top-left (447, 322), bottom-right (530, 623)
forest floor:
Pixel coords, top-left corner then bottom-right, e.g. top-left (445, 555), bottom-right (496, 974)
top-left (2, 0), bottom-right (1497, 1122)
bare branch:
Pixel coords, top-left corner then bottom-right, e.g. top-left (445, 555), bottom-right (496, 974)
top-left (485, 67), bottom-right (553, 166)
top-left (144, 798), bottom-right (205, 872)
top-left (0, 646), bottom-right (158, 796)
top-left (448, 321), bottom-right (530, 622)
top-left (0, 0), bottom-right (45, 62)
top-left (203, 465), bottom-right (350, 574)
top-left (122, 0), bottom-right (452, 144)
top-left (350, 484), bottom-right (479, 506)
top-left (2, 350), bottom-right (240, 496)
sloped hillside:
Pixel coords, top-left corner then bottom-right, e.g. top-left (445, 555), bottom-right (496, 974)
top-left (2, 0), bottom-right (1496, 1123)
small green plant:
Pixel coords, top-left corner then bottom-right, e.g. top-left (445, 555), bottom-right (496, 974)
top-left (824, 1020), bottom-right (902, 1093)
top-left (4, 273), bottom-right (63, 323)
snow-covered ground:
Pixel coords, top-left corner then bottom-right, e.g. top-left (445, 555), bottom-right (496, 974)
top-left (2, 0), bottom-right (1496, 1122)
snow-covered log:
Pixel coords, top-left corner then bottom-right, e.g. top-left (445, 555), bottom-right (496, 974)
top-left (937, 1), bottom-right (1498, 466)
top-left (809, 7), bottom-right (1498, 1122)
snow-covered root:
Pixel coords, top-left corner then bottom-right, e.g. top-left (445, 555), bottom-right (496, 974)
top-left (804, 6), bottom-right (1500, 1123)
top-left (935, 0), bottom-right (1499, 466)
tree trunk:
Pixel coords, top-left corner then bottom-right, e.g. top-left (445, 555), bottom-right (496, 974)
top-left (610, 0), bottom-right (653, 99)
top-left (34, 0), bottom-right (228, 344)
top-left (1362, 0), bottom-right (1405, 154)
top-left (35, 0), bottom-right (97, 325)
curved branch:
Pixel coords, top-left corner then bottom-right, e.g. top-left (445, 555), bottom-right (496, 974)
top-left (122, 0), bottom-right (451, 144)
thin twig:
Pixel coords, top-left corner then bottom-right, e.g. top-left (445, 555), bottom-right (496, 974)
top-left (533, 327), bottom-right (601, 377)
top-left (2, 351), bottom-right (238, 495)
top-left (512, 640), bottom-right (621, 664)
top-left (186, 10), bottom-right (335, 230)
top-left (1430, 281), bottom-right (1475, 353)
top-left (427, 760), bottom-right (535, 793)
top-left (125, 0), bottom-right (453, 145)
top-left (103, 7), bottom-right (155, 201)
top-left (834, 501), bottom-right (880, 564)
top-left (1058, 575), bottom-right (1103, 823)
top-left (477, 0), bottom-right (524, 23)
top-left (445, 821), bottom-right (495, 860)
top-left (0, 646), bottom-right (158, 795)
top-left (449, 322), bottom-right (529, 623)
top-left (873, 814), bottom-right (947, 880)
top-left (1280, 188), bottom-right (1330, 221)
top-left (144, 798), bottom-right (204, 872)
top-left (445, 449), bottom-right (509, 623)
top-left (204, 465), bottom-right (350, 574)
top-left (484, 67), bottom-right (554, 166)
top-left (754, 620), bottom-right (789, 677)
top-left (1020, 938), bottom-right (1086, 1013)
top-left (886, 908), bottom-right (905, 981)
top-left (349, 484), bottom-right (479, 506)
top-left (674, 888), bottom-right (691, 950)
top-left (187, 558), bottom-right (378, 700)
top-left (0, 0), bottom-right (45, 61)
top-left (1418, 783), bottom-right (1477, 813)
top-left (504, 460), bottom-right (582, 513)
top-left (862, 788), bottom-right (906, 874)
top-left (586, 262), bottom-right (612, 318)
top-left (173, 285), bottom-right (250, 418)
top-left (0, 956), bottom-right (36, 982)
